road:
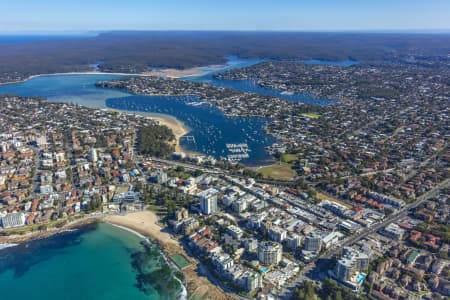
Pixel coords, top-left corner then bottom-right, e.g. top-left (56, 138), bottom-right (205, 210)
top-left (277, 178), bottom-right (449, 299)
top-left (149, 157), bottom-right (224, 175)
top-left (150, 157), bottom-right (302, 187)
top-left (143, 156), bottom-right (449, 299)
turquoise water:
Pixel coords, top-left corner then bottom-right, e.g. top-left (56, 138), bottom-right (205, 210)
top-left (260, 267), bottom-right (269, 273)
top-left (0, 223), bottom-right (183, 300)
top-left (0, 73), bottom-right (130, 108)
top-left (357, 273), bottom-right (366, 284)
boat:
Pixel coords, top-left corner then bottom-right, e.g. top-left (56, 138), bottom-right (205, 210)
top-left (186, 101), bottom-right (206, 106)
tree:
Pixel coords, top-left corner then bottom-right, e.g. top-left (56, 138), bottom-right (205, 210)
top-left (292, 281), bottom-right (317, 300)
top-left (138, 125), bottom-right (175, 157)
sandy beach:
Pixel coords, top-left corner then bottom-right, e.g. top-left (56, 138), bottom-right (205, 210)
top-left (150, 114), bottom-right (190, 153)
top-left (0, 60), bottom-right (225, 86)
top-left (0, 71), bottom-right (141, 86)
top-left (143, 64), bottom-right (226, 79)
top-left (105, 211), bottom-right (178, 247)
top-left (105, 211), bottom-right (235, 300)
top-left (1, 210), bottom-right (235, 299)
top-left (108, 109), bottom-right (197, 155)
top-left (1, 72), bottom-right (199, 157)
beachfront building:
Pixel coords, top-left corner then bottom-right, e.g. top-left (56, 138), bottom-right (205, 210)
top-left (174, 207), bottom-right (189, 221)
top-left (1, 212), bottom-right (26, 229)
top-left (212, 252), bottom-right (234, 272)
top-left (258, 241), bottom-right (282, 265)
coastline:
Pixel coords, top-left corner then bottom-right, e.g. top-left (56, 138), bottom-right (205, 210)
top-left (0, 72), bottom-right (199, 157)
top-left (105, 223), bottom-right (188, 300)
top-left (106, 109), bottom-right (199, 156)
top-left (0, 71), bottom-right (140, 86)
top-left (0, 211), bottom-right (235, 299)
top-left (0, 62), bottom-right (225, 86)
top-left (142, 63), bottom-right (227, 79)
top-left (104, 211), bottom-right (235, 300)
top-left (0, 216), bottom-right (100, 244)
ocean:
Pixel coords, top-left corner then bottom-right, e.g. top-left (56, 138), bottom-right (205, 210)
top-left (0, 35), bottom-right (94, 44)
top-left (0, 223), bottom-right (184, 300)
top-left (0, 55), bottom-right (355, 299)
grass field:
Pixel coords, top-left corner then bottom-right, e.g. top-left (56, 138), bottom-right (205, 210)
top-left (258, 162), bottom-right (297, 180)
top-left (281, 153), bottom-right (298, 163)
top-left (170, 253), bottom-right (191, 270)
top-left (302, 112), bottom-right (321, 119)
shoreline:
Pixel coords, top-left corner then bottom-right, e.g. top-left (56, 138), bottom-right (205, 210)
top-left (0, 216), bottom-right (100, 244)
top-left (104, 211), bottom-right (235, 299)
top-left (0, 62), bottom-right (226, 86)
top-left (106, 222), bottom-right (189, 300)
top-left (0, 64), bottom-right (276, 166)
top-left (0, 69), bottom-right (203, 157)
top-left (143, 63), bottom-right (227, 79)
top-left (103, 210), bottom-right (235, 300)
top-left (0, 211), bottom-right (234, 299)
top-left (0, 71), bottom-right (141, 86)
top-left (0, 73), bottom-right (199, 157)
top-left (106, 108), bottom-right (199, 156)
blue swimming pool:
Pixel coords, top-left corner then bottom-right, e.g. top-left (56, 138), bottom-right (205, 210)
top-left (357, 273), bottom-right (366, 284)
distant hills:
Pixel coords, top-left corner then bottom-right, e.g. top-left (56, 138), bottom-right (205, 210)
top-left (0, 31), bottom-right (449, 82)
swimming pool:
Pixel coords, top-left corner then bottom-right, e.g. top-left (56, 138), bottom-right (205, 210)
top-left (357, 273), bottom-right (366, 284)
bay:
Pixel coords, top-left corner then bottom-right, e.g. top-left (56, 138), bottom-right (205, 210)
top-left (0, 56), bottom-right (343, 165)
top-left (0, 222), bottom-right (183, 300)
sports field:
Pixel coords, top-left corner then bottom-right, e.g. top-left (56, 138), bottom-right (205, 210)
top-left (170, 253), bottom-right (191, 269)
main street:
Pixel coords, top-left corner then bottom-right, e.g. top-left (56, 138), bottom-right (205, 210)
top-left (144, 156), bottom-right (449, 300)
top-left (277, 178), bottom-right (449, 299)
top-left (147, 157), bottom-right (224, 175)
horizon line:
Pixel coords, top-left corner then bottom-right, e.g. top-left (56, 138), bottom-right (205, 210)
top-left (1, 28), bottom-right (450, 36)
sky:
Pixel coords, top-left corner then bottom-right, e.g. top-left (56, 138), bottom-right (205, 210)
top-left (1, 0), bottom-right (449, 33)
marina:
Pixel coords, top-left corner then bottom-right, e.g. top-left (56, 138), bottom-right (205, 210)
top-left (225, 143), bottom-right (251, 162)
top-left (0, 56), bottom-right (342, 166)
